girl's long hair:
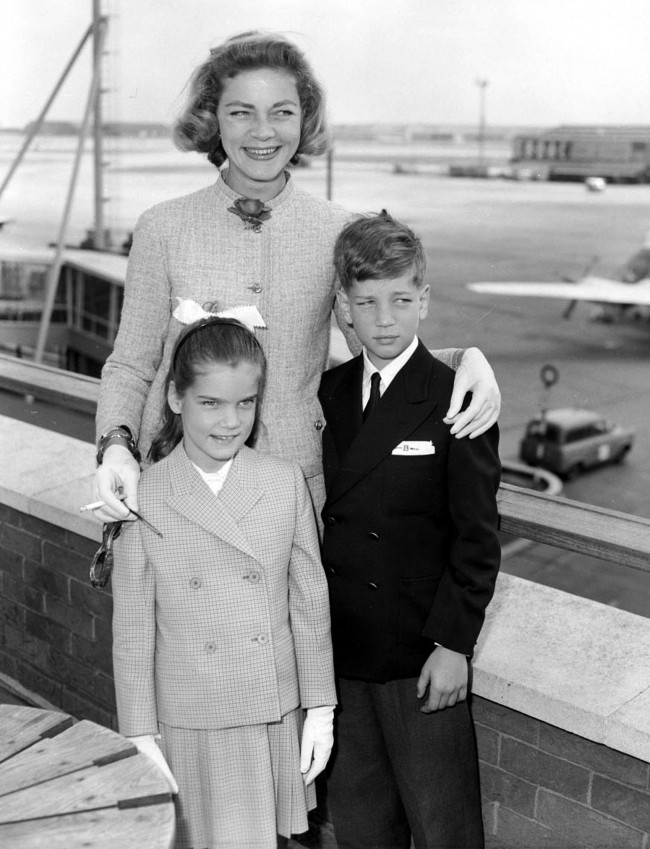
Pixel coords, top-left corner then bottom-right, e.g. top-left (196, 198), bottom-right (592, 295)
top-left (149, 317), bottom-right (266, 463)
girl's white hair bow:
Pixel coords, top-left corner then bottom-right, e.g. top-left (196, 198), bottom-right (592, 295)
top-left (172, 298), bottom-right (266, 332)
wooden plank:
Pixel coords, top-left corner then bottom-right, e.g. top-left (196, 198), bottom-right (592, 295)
top-left (0, 706), bottom-right (73, 764)
top-left (0, 753), bottom-right (170, 823)
top-left (498, 483), bottom-right (650, 572)
top-left (0, 354), bottom-right (99, 414)
top-left (0, 720), bottom-right (135, 796)
top-left (0, 803), bottom-right (175, 849)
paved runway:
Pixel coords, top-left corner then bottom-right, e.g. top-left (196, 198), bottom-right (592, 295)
top-left (3, 164), bottom-right (649, 615)
top-left (307, 165), bottom-right (650, 615)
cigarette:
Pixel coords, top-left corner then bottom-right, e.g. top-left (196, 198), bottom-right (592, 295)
top-left (80, 501), bottom-right (106, 512)
top-left (80, 500), bottom-right (163, 538)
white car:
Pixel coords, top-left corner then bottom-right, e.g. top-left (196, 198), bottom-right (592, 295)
top-left (519, 408), bottom-right (634, 479)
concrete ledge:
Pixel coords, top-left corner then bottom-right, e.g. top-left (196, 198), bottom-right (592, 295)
top-left (1, 414), bottom-right (648, 765)
top-left (0, 414), bottom-right (101, 543)
top-left (475, 573), bottom-right (650, 762)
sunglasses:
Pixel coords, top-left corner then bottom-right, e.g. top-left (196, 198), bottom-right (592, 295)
top-left (89, 509), bottom-right (164, 589)
top-left (90, 522), bottom-right (124, 589)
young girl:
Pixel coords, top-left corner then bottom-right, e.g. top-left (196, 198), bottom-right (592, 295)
top-left (111, 317), bottom-right (336, 849)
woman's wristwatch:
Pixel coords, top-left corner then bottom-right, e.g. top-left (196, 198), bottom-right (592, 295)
top-left (96, 425), bottom-right (141, 465)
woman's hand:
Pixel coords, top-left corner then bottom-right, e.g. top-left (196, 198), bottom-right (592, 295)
top-left (444, 347), bottom-right (501, 439)
top-left (93, 444), bottom-right (141, 523)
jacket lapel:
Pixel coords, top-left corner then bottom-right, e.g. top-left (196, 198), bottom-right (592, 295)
top-left (325, 343), bottom-right (440, 507)
top-left (166, 445), bottom-right (263, 561)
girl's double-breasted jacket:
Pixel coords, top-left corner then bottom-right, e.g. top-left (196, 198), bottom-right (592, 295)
top-left (112, 444), bottom-right (336, 736)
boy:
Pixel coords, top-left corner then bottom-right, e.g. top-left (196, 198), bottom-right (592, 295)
top-left (319, 211), bottom-right (501, 849)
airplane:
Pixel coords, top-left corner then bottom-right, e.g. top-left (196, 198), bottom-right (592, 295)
top-left (467, 275), bottom-right (650, 320)
top-left (468, 239), bottom-right (650, 320)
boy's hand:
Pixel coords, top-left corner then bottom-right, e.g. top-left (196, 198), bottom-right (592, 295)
top-left (417, 647), bottom-right (468, 713)
top-left (444, 347), bottom-right (500, 439)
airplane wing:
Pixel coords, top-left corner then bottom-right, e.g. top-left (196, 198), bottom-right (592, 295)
top-left (468, 276), bottom-right (650, 306)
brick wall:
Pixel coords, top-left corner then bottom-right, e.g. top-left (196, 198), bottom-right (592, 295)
top-left (475, 697), bottom-right (650, 848)
top-left (0, 503), bottom-right (116, 727)
top-left (2, 501), bottom-right (650, 849)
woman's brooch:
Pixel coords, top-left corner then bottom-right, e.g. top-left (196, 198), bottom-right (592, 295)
top-left (228, 197), bottom-right (272, 232)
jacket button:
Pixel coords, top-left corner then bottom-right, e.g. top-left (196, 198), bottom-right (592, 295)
top-left (190, 578), bottom-right (202, 589)
top-left (205, 641), bottom-right (217, 654)
top-left (254, 633), bottom-right (269, 645)
top-left (368, 531), bottom-right (380, 540)
top-left (249, 283), bottom-right (263, 294)
top-left (325, 516), bottom-right (336, 526)
top-left (367, 582), bottom-right (379, 591)
top-left (248, 571), bottom-right (261, 583)
top-left (314, 419), bottom-right (324, 430)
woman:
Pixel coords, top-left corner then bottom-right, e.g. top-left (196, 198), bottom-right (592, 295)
top-left (94, 30), bottom-right (500, 522)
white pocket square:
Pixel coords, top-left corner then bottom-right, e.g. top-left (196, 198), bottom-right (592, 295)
top-left (391, 440), bottom-right (435, 456)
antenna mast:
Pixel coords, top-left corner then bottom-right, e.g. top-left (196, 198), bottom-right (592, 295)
top-left (92, 0), bottom-right (108, 249)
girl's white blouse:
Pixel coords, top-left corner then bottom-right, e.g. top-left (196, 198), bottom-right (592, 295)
top-left (192, 458), bottom-right (234, 495)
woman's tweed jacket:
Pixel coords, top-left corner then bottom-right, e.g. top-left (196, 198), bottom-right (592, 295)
top-left (97, 174), bottom-right (356, 478)
top-left (97, 173), bottom-right (458, 479)
top-left (112, 443), bottom-right (336, 735)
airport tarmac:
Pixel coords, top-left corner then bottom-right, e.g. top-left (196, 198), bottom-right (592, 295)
top-left (373, 172), bottom-right (650, 616)
top-left (290, 164), bottom-right (650, 615)
top-left (2, 149), bottom-right (649, 614)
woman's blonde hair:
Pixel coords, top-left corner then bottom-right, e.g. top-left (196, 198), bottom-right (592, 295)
top-left (173, 31), bottom-right (330, 167)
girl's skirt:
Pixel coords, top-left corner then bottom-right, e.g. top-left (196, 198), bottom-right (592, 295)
top-left (159, 707), bottom-right (315, 849)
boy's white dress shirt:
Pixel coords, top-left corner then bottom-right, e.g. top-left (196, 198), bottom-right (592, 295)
top-left (361, 336), bottom-right (419, 408)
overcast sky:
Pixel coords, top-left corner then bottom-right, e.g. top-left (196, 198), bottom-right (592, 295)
top-left (3, 0), bottom-right (649, 130)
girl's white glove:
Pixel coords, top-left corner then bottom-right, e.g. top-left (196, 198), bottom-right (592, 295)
top-left (129, 734), bottom-right (179, 794)
top-left (300, 705), bottom-right (335, 785)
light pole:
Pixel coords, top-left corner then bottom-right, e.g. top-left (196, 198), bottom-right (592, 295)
top-left (476, 78), bottom-right (489, 169)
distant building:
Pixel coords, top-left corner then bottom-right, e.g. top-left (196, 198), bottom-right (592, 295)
top-left (511, 126), bottom-right (650, 183)
top-left (22, 120), bottom-right (171, 138)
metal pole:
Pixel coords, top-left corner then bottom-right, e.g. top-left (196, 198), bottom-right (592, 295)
top-left (0, 25), bottom-right (93, 202)
top-left (476, 78), bottom-right (488, 169)
top-left (92, 0), bottom-right (108, 249)
top-left (326, 148), bottom-right (333, 201)
top-left (34, 20), bottom-right (107, 364)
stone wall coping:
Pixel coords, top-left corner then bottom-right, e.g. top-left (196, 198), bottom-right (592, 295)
top-left (476, 573), bottom-right (650, 763)
top-left (0, 415), bottom-right (102, 543)
top-left (1, 415), bottom-right (648, 763)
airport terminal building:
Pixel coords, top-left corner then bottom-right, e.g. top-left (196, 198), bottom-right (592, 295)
top-left (511, 125), bottom-right (650, 183)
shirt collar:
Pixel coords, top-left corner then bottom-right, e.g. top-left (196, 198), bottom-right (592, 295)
top-left (191, 457), bottom-right (234, 494)
top-left (362, 336), bottom-right (419, 391)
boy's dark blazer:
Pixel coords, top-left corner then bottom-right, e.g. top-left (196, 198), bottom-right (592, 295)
top-left (318, 340), bottom-right (501, 683)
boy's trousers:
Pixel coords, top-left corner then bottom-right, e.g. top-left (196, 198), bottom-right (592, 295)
top-left (327, 676), bottom-right (484, 849)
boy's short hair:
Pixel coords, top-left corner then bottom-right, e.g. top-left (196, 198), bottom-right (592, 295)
top-left (334, 210), bottom-right (426, 291)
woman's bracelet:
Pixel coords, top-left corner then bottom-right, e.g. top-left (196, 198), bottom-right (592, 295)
top-left (96, 426), bottom-right (141, 465)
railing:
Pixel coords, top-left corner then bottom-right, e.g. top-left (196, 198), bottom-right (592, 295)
top-left (498, 483), bottom-right (650, 574)
top-left (0, 352), bottom-right (99, 414)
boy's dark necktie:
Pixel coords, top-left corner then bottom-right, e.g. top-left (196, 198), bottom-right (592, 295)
top-left (363, 371), bottom-right (382, 422)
